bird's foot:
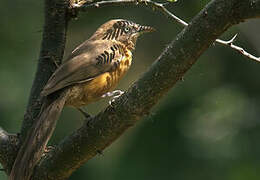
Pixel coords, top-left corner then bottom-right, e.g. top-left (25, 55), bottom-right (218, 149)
top-left (101, 90), bottom-right (124, 98)
top-left (76, 108), bottom-right (94, 127)
top-left (76, 107), bottom-right (92, 119)
top-left (102, 90), bottom-right (124, 105)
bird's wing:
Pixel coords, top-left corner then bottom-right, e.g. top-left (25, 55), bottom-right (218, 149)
top-left (42, 41), bottom-right (125, 96)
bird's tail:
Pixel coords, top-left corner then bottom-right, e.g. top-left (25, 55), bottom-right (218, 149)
top-left (9, 92), bottom-right (67, 180)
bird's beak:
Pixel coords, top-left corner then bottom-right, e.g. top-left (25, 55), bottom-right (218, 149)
top-left (137, 25), bottom-right (156, 34)
top-left (128, 24), bottom-right (155, 50)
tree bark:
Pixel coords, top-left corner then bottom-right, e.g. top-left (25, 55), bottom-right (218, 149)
top-left (21, 0), bottom-right (69, 139)
top-left (0, 0), bottom-right (69, 175)
top-left (0, 0), bottom-right (260, 179)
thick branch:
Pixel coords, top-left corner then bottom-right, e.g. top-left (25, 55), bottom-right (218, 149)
top-left (234, 0), bottom-right (260, 20)
top-left (20, 0), bottom-right (69, 139)
top-left (32, 0), bottom-right (260, 179)
top-left (0, 0), bottom-right (69, 176)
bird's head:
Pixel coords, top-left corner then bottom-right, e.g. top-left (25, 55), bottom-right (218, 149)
top-left (92, 19), bottom-right (155, 50)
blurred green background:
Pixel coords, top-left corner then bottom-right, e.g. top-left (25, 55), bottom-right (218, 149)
top-left (1, 0), bottom-right (260, 179)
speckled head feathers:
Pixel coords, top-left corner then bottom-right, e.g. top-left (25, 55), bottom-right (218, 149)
top-left (91, 19), bottom-right (155, 49)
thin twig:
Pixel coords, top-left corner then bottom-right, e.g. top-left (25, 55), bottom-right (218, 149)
top-left (75, 0), bottom-right (188, 26)
top-left (216, 34), bottom-right (260, 62)
top-left (75, 0), bottom-right (260, 63)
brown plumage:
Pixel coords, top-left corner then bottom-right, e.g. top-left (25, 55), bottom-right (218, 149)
top-left (9, 19), bottom-right (154, 180)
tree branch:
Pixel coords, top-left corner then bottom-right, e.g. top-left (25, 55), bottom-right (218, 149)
top-left (77, 0), bottom-right (188, 26)
top-left (215, 34), bottom-right (260, 62)
top-left (77, 0), bottom-right (260, 63)
top-left (2, 0), bottom-right (260, 179)
top-left (31, 0), bottom-right (260, 179)
top-left (20, 0), bottom-right (69, 139)
top-left (235, 0), bottom-right (260, 20)
top-left (0, 0), bottom-right (69, 176)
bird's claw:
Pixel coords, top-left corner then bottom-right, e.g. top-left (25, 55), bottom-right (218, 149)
top-left (102, 90), bottom-right (124, 105)
top-left (101, 90), bottom-right (124, 98)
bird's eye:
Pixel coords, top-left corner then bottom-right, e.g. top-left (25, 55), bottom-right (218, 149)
top-left (124, 27), bottom-right (130, 33)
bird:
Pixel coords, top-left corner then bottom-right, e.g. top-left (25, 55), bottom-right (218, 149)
top-left (9, 19), bottom-right (154, 180)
